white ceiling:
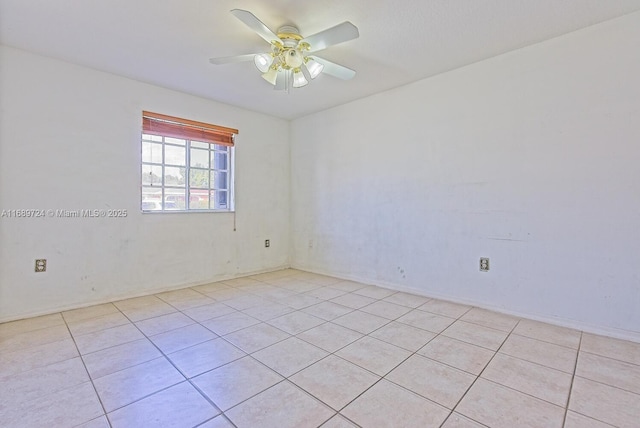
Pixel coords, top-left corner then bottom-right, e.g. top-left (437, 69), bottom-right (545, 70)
top-left (2, 0), bottom-right (640, 120)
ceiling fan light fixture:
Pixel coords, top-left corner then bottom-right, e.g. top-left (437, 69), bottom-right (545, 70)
top-left (305, 58), bottom-right (324, 79)
top-left (262, 67), bottom-right (278, 85)
top-left (284, 48), bottom-right (304, 69)
top-left (292, 68), bottom-right (308, 88)
top-left (254, 53), bottom-right (273, 73)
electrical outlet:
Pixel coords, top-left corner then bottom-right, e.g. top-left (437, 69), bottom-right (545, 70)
top-left (35, 259), bottom-right (47, 272)
top-left (480, 257), bottom-right (489, 272)
top-left (265, 239), bottom-right (270, 248)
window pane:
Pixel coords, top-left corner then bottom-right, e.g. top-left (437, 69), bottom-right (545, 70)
top-left (213, 144), bottom-right (229, 152)
top-left (142, 142), bottom-right (163, 164)
top-left (164, 190), bottom-right (186, 210)
top-left (191, 141), bottom-right (209, 149)
top-left (142, 187), bottom-right (162, 210)
top-left (164, 166), bottom-right (185, 186)
top-left (190, 148), bottom-right (209, 168)
top-left (142, 165), bottom-right (162, 185)
top-left (212, 190), bottom-right (228, 210)
top-left (165, 137), bottom-right (185, 145)
top-left (189, 190), bottom-right (209, 209)
top-left (165, 145), bottom-right (186, 166)
top-left (212, 151), bottom-right (227, 170)
top-left (142, 133), bottom-right (163, 142)
top-left (190, 168), bottom-right (209, 188)
top-left (210, 171), bottom-right (228, 190)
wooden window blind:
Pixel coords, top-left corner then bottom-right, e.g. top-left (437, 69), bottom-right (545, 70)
top-left (142, 111), bottom-right (238, 146)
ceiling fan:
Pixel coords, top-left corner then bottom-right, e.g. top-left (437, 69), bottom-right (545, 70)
top-left (210, 9), bottom-right (359, 90)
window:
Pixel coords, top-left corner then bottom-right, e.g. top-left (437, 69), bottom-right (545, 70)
top-left (141, 111), bottom-right (237, 212)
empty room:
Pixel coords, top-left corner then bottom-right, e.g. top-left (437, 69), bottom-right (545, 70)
top-left (1, 1), bottom-right (639, 427)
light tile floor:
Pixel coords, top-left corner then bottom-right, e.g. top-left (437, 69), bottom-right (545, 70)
top-left (1, 269), bottom-right (639, 427)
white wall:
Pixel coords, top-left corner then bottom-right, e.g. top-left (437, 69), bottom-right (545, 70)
top-left (0, 46), bottom-right (290, 321)
top-left (291, 12), bottom-right (640, 339)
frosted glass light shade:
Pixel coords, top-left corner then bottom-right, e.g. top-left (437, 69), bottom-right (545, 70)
top-left (254, 53), bottom-right (273, 73)
top-left (292, 69), bottom-right (308, 88)
top-left (262, 68), bottom-right (278, 85)
top-left (306, 58), bottom-right (324, 79)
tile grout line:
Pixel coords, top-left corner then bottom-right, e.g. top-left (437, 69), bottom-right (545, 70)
top-left (440, 317), bottom-right (521, 428)
top-left (561, 331), bottom-right (582, 428)
top-left (60, 312), bottom-right (114, 428)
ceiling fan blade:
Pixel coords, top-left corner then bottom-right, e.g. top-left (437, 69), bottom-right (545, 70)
top-left (301, 22), bottom-right (359, 53)
top-left (209, 54), bottom-right (257, 65)
top-left (231, 9), bottom-right (281, 44)
top-left (313, 57), bottom-right (356, 80)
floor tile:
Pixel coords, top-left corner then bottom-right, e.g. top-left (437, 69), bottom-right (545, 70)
top-left (336, 336), bottom-right (411, 376)
top-left (0, 324), bottom-right (70, 354)
top-left (342, 379), bottom-right (450, 428)
top-left (387, 354), bottom-right (476, 409)
top-left (327, 280), bottom-right (368, 293)
top-left (0, 313), bottom-right (65, 337)
top-left (280, 293), bottom-right (323, 309)
top-left (297, 322), bottom-right (363, 353)
top-left (201, 312), bottom-right (260, 335)
top-left (0, 381), bottom-right (103, 428)
top-left (382, 291), bottom-right (431, 308)
top-left (0, 338), bottom-right (78, 377)
top-left (369, 321), bottom-right (436, 352)
top-left (149, 323), bottom-right (217, 354)
top-left (569, 376), bottom-right (640, 427)
top-left (513, 319), bottom-right (581, 349)
top-left (297, 273), bottom-right (342, 286)
top-left (199, 415), bottom-right (236, 428)
top-left (252, 337), bottom-right (328, 377)
top-left (396, 309), bottom-right (456, 333)
top-left (134, 311), bottom-right (195, 336)
top-left (66, 312), bottom-right (131, 336)
top-left (167, 338), bottom-right (245, 378)
top-left (417, 299), bottom-right (471, 318)
top-left (223, 322), bottom-right (290, 353)
top-left (305, 286), bottom-right (348, 301)
top-left (182, 302), bottom-right (236, 322)
top-left (155, 288), bottom-right (214, 310)
top-left (73, 323), bottom-right (145, 355)
top-left (82, 338), bottom-right (162, 379)
top-left (353, 285), bottom-right (395, 299)
top-left (62, 303), bottom-right (119, 323)
top-left (442, 320), bottom-right (508, 351)
top-left (290, 355), bottom-right (380, 410)
top-left (481, 353), bottom-right (572, 406)
top-left (576, 351), bottom-right (640, 394)
top-left (581, 333), bottom-right (640, 365)
top-left (564, 411), bottom-right (615, 428)
top-left (76, 416), bottom-right (111, 428)
top-left (223, 294), bottom-right (270, 311)
top-left (302, 301), bottom-right (354, 321)
top-left (360, 300), bottom-right (412, 320)
top-left (320, 414), bottom-right (359, 427)
top-left (225, 381), bottom-right (334, 428)
top-left (330, 293), bottom-right (376, 309)
top-left (0, 357), bottom-right (89, 407)
top-left (107, 381), bottom-right (218, 428)
top-left (331, 310), bottom-right (389, 334)
top-left (114, 297), bottom-right (177, 322)
top-left (441, 413), bottom-right (486, 427)
top-left (266, 311), bottom-right (325, 335)
top-left (93, 357), bottom-right (184, 412)
top-left (460, 307), bottom-right (519, 332)
top-left (193, 356), bottom-right (283, 411)
top-left (500, 333), bottom-right (578, 373)
top-left (418, 335), bottom-right (495, 375)
top-left (456, 378), bottom-right (565, 428)
top-left (242, 302), bottom-right (295, 321)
